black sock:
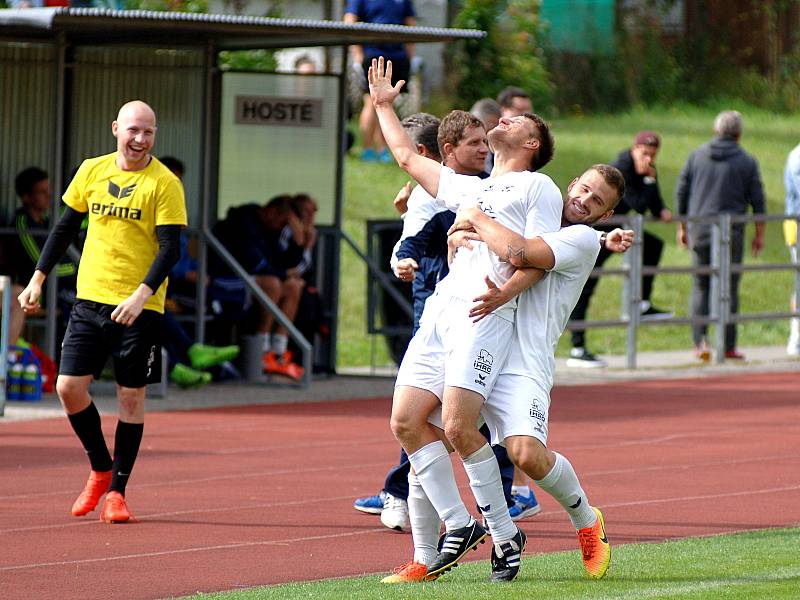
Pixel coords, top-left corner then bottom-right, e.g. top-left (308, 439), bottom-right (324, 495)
top-left (109, 421), bottom-right (144, 496)
top-left (67, 403), bottom-right (113, 472)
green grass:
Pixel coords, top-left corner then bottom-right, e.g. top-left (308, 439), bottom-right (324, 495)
top-left (188, 526), bottom-right (800, 599)
top-left (337, 104), bottom-right (799, 368)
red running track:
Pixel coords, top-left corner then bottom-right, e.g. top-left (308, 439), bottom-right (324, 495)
top-left (1, 372), bottom-right (799, 599)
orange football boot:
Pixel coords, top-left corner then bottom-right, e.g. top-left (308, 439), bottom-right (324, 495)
top-left (577, 507), bottom-right (610, 579)
top-left (381, 561), bottom-right (433, 583)
top-left (71, 470), bottom-right (112, 516)
top-left (100, 491), bottom-right (133, 523)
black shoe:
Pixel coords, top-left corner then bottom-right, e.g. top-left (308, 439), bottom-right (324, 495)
top-left (639, 302), bottom-right (673, 321)
top-left (490, 527), bottom-right (527, 583)
top-left (427, 519), bottom-right (487, 579)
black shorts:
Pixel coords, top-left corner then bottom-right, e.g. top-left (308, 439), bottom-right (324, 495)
top-left (60, 300), bottom-right (163, 388)
top-left (361, 55), bottom-right (410, 94)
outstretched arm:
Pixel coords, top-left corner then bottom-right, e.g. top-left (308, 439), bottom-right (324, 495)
top-left (368, 57), bottom-right (442, 197)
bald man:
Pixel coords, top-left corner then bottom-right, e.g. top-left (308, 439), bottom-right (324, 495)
top-left (19, 100), bottom-right (188, 523)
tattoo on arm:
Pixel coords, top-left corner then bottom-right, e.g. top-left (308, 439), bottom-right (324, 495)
top-left (506, 244), bottom-right (531, 267)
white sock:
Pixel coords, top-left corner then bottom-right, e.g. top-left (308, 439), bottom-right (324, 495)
top-left (512, 485), bottom-right (532, 499)
top-left (408, 473), bottom-right (441, 566)
top-left (535, 452), bottom-right (596, 530)
top-left (271, 333), bottom-right (288, 356)
top-left (790, 317), bottom-right (800, 342)
top-left (463, 444), bottom-right (517, 542)
top-left (408, 441), bottom-right (472, 531)
top-left (260, 333), bottom-right (271, 353)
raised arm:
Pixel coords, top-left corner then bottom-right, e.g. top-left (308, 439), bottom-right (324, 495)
top-left (368, 57), bottom-right (442, 197)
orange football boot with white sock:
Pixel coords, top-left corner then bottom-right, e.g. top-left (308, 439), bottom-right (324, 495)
top-left (577, 507), bottom-right (610, 579)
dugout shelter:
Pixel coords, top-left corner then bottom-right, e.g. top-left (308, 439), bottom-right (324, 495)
top-left (0, 8), bottom-right (483, 387)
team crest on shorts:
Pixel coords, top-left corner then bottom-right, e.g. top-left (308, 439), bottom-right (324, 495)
top-left (473, 349), bottom-right (493, 374)
top-left (530, 398), bottom-right (547, 437)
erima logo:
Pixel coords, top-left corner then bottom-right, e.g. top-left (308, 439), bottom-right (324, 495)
top-left (108, 180), bottom-right (136, 199)
top-left (569, 497), bottom-right (582, 509)
top-left (478, 503), bottom-right (491, 513)
top-left (473, 349), bottom-right (493, 374)
top-left (91, 203), bottom-right (142, 220)
top-left (474, 378), bottom-right (486, 387)
top-left (146, 345), bottom-right (156, 378)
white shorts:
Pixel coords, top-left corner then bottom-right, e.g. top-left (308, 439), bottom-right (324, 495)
top-left (481, 373), bottom-right (551, 446)
top-left (395, 292), bottom-right (513, 401)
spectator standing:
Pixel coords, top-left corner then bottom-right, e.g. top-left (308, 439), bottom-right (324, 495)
top-left (676, 110), bottom-right (765, 361)
top-left (344, 0), bottom-right (416, 163)
top-left (567, 131), bottom-right (674, 368)
top-left (784, 142), bottom-right (800, 356)
top-left (18, 100), bottom-right (187, 522)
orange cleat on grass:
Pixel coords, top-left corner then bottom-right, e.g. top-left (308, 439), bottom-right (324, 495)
top-left (71, 470), bottom-right (112, 516)
top-left (577, 507), bottom-right (610, 579)
top-left (100, 491), bottom-right (133, 523)
top-left (380, 561), bottom-right (433, 583)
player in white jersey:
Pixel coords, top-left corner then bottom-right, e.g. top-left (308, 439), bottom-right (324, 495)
top-left (448, 164), bottom-right (629, 580)
top-left (370, 57), bottom-right (561, 582)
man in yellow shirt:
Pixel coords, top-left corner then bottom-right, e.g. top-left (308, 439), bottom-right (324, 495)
top-left (18, 100), bottom-right (187, 523)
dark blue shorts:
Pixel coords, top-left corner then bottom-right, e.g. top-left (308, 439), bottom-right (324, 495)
top-left (60, 300), bottom-right (163, 388)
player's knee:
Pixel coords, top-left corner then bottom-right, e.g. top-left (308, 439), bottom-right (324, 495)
top-left (116, 388), bottom-right (145, 420)
top-left (390, 412), bottom-right (415, 445)
top-left (284, 277), bottom-right (305, 295)
top-left (442, 418), bottom-right (470, 454)
top-left (507, 441), bottom-right (549, 480)
top-left (56, 377), bottom-right (86, 408)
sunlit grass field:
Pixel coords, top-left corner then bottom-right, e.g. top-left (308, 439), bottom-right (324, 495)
top-left (188, 526), bottom-right (800, 599)
top-left (337, 104), bottom-right (799, 368)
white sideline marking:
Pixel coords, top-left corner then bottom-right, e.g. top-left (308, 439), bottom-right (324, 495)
top-left (562, 566), bottom-right (800, 600)
top-left (0, 527), bottom-right (386, 572)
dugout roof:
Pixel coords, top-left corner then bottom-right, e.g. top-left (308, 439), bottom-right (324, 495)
top-left (0, 7), bottom-right (484, 48)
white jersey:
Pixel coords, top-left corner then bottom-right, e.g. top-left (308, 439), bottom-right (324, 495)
top-left (434, 166), bottom-right (563, 315)
top-left (390, 184), bottom-right (449, 275)
top-left (502, 225), bottom-right (602, 389)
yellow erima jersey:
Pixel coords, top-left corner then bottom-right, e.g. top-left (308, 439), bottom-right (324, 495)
top-left (64, 153), bottom-right (187, 313)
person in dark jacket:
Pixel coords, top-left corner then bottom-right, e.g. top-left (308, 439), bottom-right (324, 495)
top-left (210, 195), bottom-right (303, 378)
top-left (567, 131), bottom-right (674, 368)
top-left (676, 110), bottom-right (766, 361)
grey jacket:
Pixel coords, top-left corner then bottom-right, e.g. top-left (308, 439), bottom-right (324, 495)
top-left (675, 136), bottom-right (765, 246)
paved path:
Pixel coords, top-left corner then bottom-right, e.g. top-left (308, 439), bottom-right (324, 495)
top-left (2, 345), bottom-right (797, 422)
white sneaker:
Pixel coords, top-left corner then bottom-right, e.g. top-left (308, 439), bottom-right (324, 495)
top-left (787, 338), bottom-right (800, 356)
top-left (379, 493), bottom-right (409, 532)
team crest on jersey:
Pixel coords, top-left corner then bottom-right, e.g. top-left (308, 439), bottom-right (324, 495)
top-left (473, 349), bottom-right (493, 374)
top-left (477, 199), bottom-right (497, 219)
top-left (108, 180), bottom-right (137, 200)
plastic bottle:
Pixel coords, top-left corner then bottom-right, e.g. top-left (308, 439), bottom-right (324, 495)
top-left (8, 362), bottom-right (24, 401)
top-left (21, 363), bottom-right (42, 402)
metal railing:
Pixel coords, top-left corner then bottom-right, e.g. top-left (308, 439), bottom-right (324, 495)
top-left (202, 229), bottom-right (313, 388)
top-left (574, 213), bottom-right (800, 368)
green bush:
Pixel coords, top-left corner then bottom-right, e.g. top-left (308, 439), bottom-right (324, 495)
top-left (451, 0), bottom-right (552, 110)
